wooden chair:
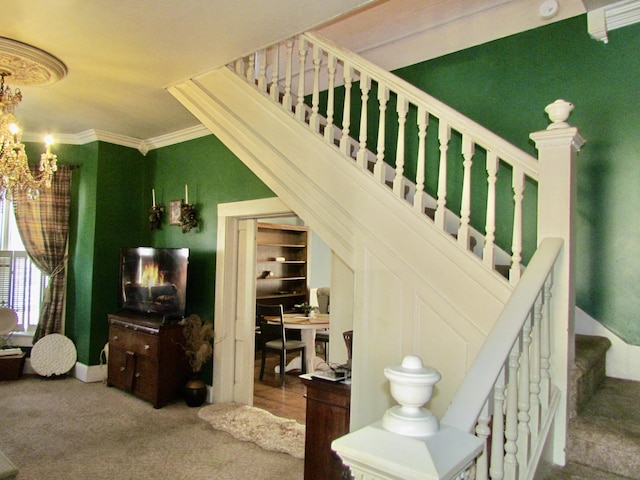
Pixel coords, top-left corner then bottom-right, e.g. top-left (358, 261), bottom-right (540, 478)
top-left (315, 330), bottom-right (330, 360)
top-left (257, 304), bottom-right (307, 386)
top-left (315, 287), bottom-right (330, 359)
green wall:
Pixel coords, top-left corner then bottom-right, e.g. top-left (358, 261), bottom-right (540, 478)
top-left (30, 136), bottom-right (272, 367)
top-left (391, 15), bottom-right (640, 344)
top-left (30, 14), bottom-right (640, 368)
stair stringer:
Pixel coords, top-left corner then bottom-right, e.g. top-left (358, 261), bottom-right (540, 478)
top-left (169, 66), bottom-right (514, 427)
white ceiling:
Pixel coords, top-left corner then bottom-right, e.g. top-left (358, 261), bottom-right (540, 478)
top-left (0, 0), bottom-right (592, 147)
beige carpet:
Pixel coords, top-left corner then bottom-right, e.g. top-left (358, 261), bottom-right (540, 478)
top-left (199, 403), bottom-right (305, 459)
top-left (0, 375), bottom-right (303, 479)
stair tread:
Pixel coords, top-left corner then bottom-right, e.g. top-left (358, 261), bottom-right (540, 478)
top-left (535, 461), bottom-right (633, 480)
top-left (575, 334), bottom-right (612, 372)
top-left (569, 377), bottom-right (640, 478)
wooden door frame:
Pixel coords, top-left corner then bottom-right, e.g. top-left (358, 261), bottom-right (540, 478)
top-left (212, 197), bottom-right (293, 404)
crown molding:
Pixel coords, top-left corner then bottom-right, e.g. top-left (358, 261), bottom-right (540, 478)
top-left (22, 124), bottom-right (212, 155)
top-left (586, 0), bottom-right (640, 42)
top-left (143, 124), bottom-right (212, 151)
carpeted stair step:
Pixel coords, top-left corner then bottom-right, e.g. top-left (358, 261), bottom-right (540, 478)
top-left (535, 459), bottom-right (631, 479)
top-left (568, 377), bottom-right (640, 478)
top-left (570, 334), bottom-right (611, 419)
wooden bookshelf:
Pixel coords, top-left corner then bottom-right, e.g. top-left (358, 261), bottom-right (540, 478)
top-left (256, 222), bottom-right (309, 312)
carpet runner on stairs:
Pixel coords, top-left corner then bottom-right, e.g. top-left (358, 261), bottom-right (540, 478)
top-left (536, 334), bottom-right (640, 479)
top-left (562, 335), bottom-right (640, 479)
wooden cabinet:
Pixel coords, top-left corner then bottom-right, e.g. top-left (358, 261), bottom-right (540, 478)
top-left (302, 376), bottom-right (351, 480)
top-left (107, 312), bottom-right (187, 408)
top-left (256, 222), bottom-right (309, 312)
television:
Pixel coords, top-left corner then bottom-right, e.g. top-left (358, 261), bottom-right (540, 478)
top-left (119, 247), bottom-right (189, 318)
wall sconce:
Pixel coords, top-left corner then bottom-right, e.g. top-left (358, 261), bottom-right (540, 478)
top-left (149, 188), bottom-right (164, 230)
top-left (180, 184), bottom-right (198, 233)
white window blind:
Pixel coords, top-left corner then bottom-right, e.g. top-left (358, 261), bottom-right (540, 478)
top-left (0, 201), bottom-right (48, 333)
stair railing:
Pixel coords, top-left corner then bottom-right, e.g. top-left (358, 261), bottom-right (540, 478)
top-left (228, 33), bottom-right (583, 477)
top-left (229, 32), bottom-right (541, 285)
top-left (441, 237), bottom-right (563, 480)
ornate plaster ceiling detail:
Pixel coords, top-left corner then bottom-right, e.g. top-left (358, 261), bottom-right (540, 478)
top-left (0, 37), bottom-right (67, 86)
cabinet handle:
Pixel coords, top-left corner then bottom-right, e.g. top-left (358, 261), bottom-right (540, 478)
top-left (120, 367), bottom-right (125, 372)
top-left (113, 335), bottom-right (118, 340)
top-left (144, 344), bottom-right (150, 350)
top-left (135, 373), bottom-right (140, 378)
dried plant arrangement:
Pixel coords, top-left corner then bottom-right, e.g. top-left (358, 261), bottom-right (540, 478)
top-left (180, 314), bottom-right (214, 373)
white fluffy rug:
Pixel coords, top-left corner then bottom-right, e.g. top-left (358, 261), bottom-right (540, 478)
top-left (198, 402), bottom-right (306, 459)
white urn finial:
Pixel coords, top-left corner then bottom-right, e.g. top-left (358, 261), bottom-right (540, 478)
top-left (545, 99), bottom-right (574, 130)
top-left (382, 355), bottom-right (441, 437)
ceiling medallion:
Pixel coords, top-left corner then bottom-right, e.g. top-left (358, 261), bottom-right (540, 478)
top-left (0, 37), bottom-right (67, 86)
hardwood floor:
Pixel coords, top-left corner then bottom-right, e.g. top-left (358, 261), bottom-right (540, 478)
top-left (253, 350), bottom-right (307, 424)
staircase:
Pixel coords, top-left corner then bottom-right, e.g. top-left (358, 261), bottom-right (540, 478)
top-left (536, 335), bottom-right (640, 479)
top-left (169, 31), bottom-right (583, 478)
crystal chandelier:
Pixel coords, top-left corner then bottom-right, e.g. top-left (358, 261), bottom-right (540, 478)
top-left (0, 72), bottom-right (57, 201)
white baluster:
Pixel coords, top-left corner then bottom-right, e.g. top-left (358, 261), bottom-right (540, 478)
top-left (484, 151), bottom-right (499, 268)
top-left (269, 44), bottom-right (280, 102)
top-left (234, 58), bottom-right (244, 76)
top-left (282, 40), bottom-right (294, 112)
top-left (510, 167), bottom-right (524, 284)
top-left (540, 273), bottom-right (553, 409)
top-left (490, 366), bottom-right (506, 480)
top-left (295, 37), bottom-right (308, 122)
top-left (373, 84), bottom-right (389, 183)
top-left (324, 54), bottom-right (337, 144)
top-left (517, 317), bottom-right (532, 475)
top-left (435, 120), bottom-right (450, 231)
top-left (309, 44), bottom-right (322, 133)
top-left (356, 73), bottom-right (371, 169)
top-left (247, 53), bottom-right (255, 83)
top-left (458, 136), bottom-right (474, 249)
top-left (257, 49), bottom-right (267, 92)
top-left (504, 342), bottom-right (520, 479)
top-left (475, 401), bottom-right (491, 480)
top-left (529, 291), bottom-right (542, 443)
top-left (413, 106), bottom-right (428, 214)
top-left (393, 95), bottom-right (408, 197)
top-left (340, 65), bottom-right (353, 156)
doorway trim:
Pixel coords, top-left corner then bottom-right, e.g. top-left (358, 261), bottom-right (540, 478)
top-left (212, 197), bottom-right (293, 404)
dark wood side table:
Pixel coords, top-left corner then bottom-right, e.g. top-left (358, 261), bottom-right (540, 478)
top-left (301, 376), bottom-right (351, 480)
top-left (107, 311), bottom-right (187, 408)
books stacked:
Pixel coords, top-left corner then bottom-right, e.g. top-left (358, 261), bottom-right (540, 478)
top-left (311, 367), bottom-right (351, 382)
top-left (0, 348), bottom-right (22, 357)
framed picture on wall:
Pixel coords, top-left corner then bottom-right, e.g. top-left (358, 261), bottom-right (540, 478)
top-left (169, 200), bottom-right (182, 225)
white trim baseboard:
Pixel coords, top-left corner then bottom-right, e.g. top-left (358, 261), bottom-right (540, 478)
top-left (73, 362), bottom-right (107, 383)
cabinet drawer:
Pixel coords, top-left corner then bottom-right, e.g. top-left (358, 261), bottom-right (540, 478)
top-left (109, 325), bottom-right (159, 358)
top-left (132, 356), bottom-right (159, 402)
top-left (107, 346), bottom-right (131, 391)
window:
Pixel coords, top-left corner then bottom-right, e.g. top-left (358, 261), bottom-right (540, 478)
top-left (0, 201), bottom-right (48, 333)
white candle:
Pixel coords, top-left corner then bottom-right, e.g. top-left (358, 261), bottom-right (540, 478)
top-left (185, 184), bottom-right (189, 204)
top-left (44, 135), bottom-right (53, 155)
top-left (152, 188), bottom-right (156, 207)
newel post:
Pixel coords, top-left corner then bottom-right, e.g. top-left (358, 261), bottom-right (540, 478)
top-left (530, 100), bottom-right (585, 466)
top-left (332, 355), bottom-right (482, 479)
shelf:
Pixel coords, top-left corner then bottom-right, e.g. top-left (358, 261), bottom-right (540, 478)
top-left (258, 243), bottom-right (306, 248)
top-left (257, 260), bottom-right (306, 264)
top-left (257, 293), bottom-right (306, 300)
top-left (256, 221), bottom-right (308, 312)
top-left (257, 276), bottom-right (306, 281)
